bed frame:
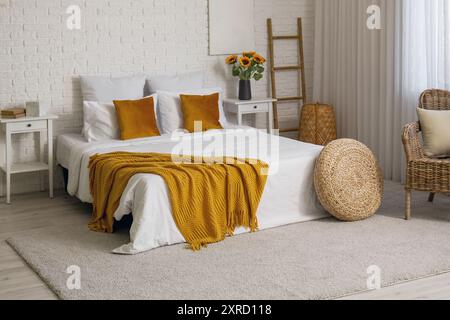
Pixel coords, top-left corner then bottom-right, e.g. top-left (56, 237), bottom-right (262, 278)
top-left (60, 165), bottom-right (69, 191)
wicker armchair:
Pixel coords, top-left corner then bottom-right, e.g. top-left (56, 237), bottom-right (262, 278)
top-left (402, 89), bottom-right (450, 220)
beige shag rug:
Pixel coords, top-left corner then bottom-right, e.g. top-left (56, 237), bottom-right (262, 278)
top-left (6, 182), bottom-right (450, 300)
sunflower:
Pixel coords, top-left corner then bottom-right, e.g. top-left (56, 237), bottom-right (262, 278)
top-left (225, 55), bottom-right (238, 65)
top-left (243, 51), bottom-right (256, 57)
top-left (253, 53), bottom-right (266, 64)
top-left (239, 56), bottom-right (252, 68)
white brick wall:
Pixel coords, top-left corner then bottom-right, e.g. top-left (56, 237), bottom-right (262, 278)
top-left (0, 0), bottom-right (315, 195)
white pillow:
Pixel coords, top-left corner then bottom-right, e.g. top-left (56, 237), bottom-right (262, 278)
top-left (146, 71), bottom-right (204, 95)
top-left (157, 88), bottom-right (227, 135)
top-left (83, 101), bottom-right (120, 142)
top-left (83, 94), bottom-right (158, 142)
top-left (80, 75), bottom-right (146, 102)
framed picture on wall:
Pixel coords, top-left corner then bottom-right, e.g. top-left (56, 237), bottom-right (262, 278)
top-left (209, 0), bottom-right (255, 56)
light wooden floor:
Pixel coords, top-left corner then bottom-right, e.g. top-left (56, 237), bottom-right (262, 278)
top-left (1, 189), bottom-right (450, 300)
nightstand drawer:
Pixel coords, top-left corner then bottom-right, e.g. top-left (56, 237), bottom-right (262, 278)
top-left (239, 103), bottom-right (269, 113)
top-left (8, 120), bottom-right (47, 132)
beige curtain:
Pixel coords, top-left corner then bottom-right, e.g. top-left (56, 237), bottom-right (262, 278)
top-left (313, 0), bottom-right (402, 180)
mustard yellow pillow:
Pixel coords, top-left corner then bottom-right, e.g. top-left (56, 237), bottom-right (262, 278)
top-left (113, 96), bottom-right (160, 140)
top-left (180, 93), bottom-right (223, 133)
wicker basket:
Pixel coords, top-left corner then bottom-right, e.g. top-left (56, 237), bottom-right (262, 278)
top-left (299, 103), bottom-right (337, 146)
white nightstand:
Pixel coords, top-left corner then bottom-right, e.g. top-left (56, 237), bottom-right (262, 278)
top-left (224, 98), bottom-right (276, 133)
top-left (1, 115), bottom-right (58, 204)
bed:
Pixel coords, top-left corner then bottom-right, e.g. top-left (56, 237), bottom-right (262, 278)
top-left (57, 126), bottom-right (327, 255)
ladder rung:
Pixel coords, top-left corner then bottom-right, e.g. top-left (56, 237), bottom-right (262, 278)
top-left (280, 127), bottom-right (299, 133)
top-left (273, 35), bottom-right (300, 40)
top-left (273, 66), bottom-right (301, 71)
top-left (277, 96), bottom-right (304, 102)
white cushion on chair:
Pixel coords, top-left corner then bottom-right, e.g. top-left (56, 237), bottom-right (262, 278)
top-left (417, 108), bottom-right (450, 158)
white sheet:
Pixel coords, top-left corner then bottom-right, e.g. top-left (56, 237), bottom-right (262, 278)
top-left (63, 129), bottom-right (327, 254)
top-left (56, 134), bottom-right (90, 169)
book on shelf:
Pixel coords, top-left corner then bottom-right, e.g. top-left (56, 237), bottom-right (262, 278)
top-left (1, 107), bottom-right (26, 116)
top-left (1, 113), bottom-right (26, 119)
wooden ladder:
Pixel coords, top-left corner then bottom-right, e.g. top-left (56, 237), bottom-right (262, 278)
top-left (267, 18), bottom-right (307, 133)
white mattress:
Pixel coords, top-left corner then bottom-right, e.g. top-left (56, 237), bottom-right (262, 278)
top-left (59, 129), bottom-right (328, 254)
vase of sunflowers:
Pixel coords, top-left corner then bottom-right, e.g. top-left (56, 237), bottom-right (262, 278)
top-left (226, 52), bottom-right (266, 101)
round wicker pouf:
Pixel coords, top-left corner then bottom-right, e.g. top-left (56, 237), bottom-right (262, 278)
top-left (314, 139), bottom-right (384, 222)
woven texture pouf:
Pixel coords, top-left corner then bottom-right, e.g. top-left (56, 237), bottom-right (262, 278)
top-left (299, 103), bottom-right (337, 146)
top-left (314, 139), bottom-right (384, 222)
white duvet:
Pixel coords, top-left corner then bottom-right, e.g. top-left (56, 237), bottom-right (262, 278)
top-left (64, 128), bottom-right (327, 254)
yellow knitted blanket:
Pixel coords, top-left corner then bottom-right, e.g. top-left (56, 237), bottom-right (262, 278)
top-left (88, 152), bottom-right (269, 250)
